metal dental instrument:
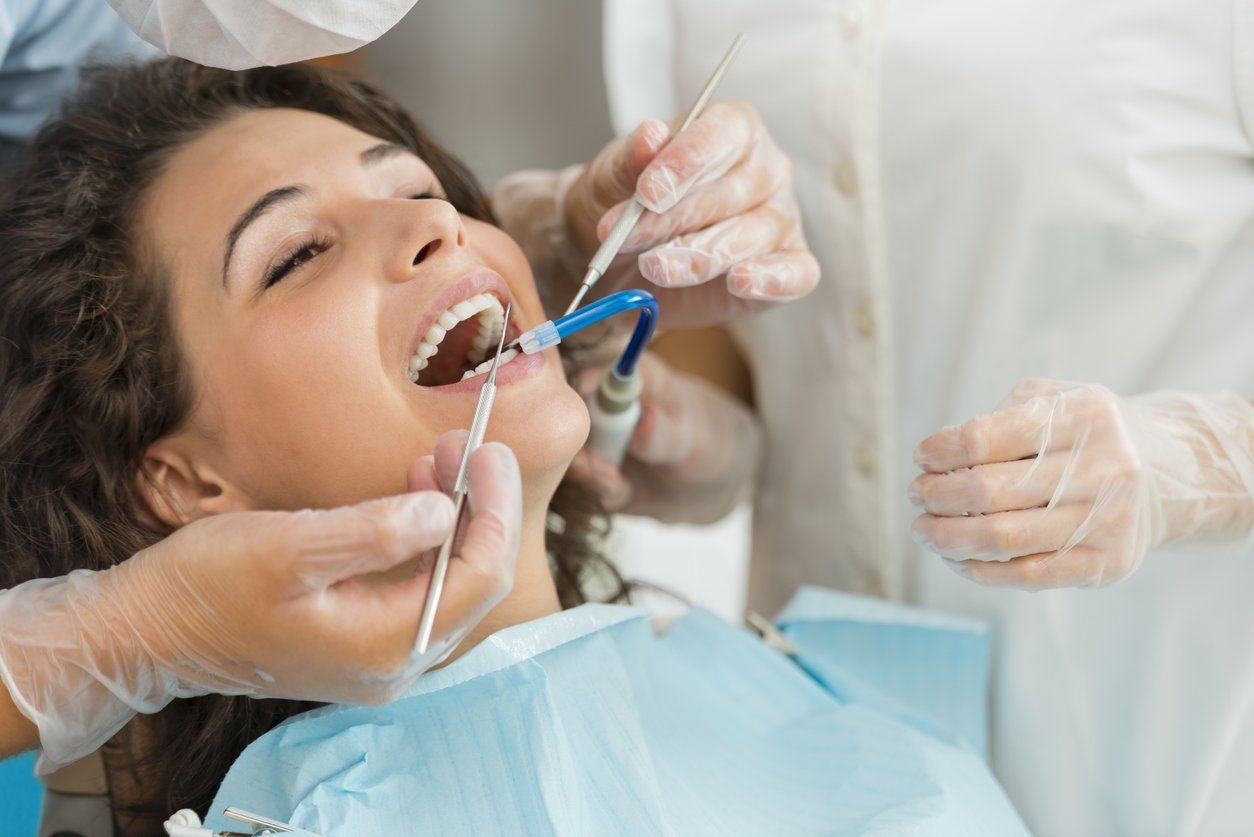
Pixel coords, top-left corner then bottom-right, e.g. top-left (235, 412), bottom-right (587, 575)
top-left (413, 302), bottom-right (512, 657)
top-left (502, 33), bottom-right (745, 356)
top-left (223, 808), bottom-right (318, 836)
top-left (162, 806), bottom-right (322, 837)
top-left (564, 33), bottom-right (745, 316)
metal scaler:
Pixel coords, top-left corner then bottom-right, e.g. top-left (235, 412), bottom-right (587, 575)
top-left (413, 302), bottom-right (512, 656)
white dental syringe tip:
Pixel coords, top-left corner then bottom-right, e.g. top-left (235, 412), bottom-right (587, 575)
top-left (518, 321), bottom-right (560, 355)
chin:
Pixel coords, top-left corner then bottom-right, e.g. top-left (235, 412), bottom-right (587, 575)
top-left (496, 380), bottom-right (590, 502)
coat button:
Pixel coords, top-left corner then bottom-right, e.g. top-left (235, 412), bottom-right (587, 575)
top-left (854, 303), bottom-right (876, 339)
top-left (834, 160), bottom-right (859, 196)
top-left (839, 6), bottom-right (863, 40)
top-left (855, 439), bottom-right (877, 476)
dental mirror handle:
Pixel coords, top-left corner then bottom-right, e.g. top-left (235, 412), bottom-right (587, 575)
top-left (564, 33), bottom-right (746, 316)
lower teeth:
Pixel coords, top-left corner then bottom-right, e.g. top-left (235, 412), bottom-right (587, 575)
top-left (461, 348), bottom-right (519, 381)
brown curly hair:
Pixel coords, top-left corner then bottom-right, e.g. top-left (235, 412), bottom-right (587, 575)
top-left (0, 57), bottom-right (619, 830)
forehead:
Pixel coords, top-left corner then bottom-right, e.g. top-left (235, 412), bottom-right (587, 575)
top-left (161, 107), bottom-right (431, 190)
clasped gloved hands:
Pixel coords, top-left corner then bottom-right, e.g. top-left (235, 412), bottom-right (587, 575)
top-left (0, 431), bottom-right (521, 772)
top-left (908, 380), bottom-right (1254, 589)
top-left (563, 101), bottom-right (820, 326)
top-left (566, 352), bottom-right (759, 524)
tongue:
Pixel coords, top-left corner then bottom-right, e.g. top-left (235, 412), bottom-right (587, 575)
top-left (420, 317), bottom-right (482, 387)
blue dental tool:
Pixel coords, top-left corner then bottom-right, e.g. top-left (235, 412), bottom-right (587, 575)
top-left (514, 289), bottom-right (658, 465)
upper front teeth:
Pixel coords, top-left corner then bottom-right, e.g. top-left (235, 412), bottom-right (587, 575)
top-left (408, 293), bottom-right (504, 384)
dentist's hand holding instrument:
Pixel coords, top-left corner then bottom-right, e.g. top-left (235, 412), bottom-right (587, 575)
top-left (497, 40), bottom-right (819, 331)
top-left (503, 37), bottom-right (759, 471)
top-left (0, 433), bottom-right (522, 772)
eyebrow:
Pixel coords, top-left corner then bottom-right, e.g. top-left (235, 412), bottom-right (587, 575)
top-left (220, 144), bottom-right (419, 289)
top-left (360, 142), bottom-right (413, 166)
top-left (221, 185), bottom-right (306, 288)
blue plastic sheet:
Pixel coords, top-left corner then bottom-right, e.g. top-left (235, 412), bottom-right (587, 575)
top-left (776, 585), bottom-right (992, 756)
top-left (208, 594), bottom-right (1026, 835)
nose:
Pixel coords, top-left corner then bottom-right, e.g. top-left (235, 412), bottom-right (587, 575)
top-left (383, 197), bottom-right (468, 284)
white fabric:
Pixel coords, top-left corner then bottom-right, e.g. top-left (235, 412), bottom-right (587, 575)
top-left (104, 0), bottom-right (419, 69)
top-left (603, 1), bottom-right (1254, 835)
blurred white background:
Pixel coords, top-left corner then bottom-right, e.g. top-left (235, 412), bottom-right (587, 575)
top-left (361, 0), bottom-right (751, 621)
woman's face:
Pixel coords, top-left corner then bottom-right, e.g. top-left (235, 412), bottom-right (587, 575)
top-left (140, 108), bottom-right (588, 514)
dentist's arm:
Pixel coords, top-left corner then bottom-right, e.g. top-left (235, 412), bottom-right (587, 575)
top-left (0, 432), bottom-right (521, 772)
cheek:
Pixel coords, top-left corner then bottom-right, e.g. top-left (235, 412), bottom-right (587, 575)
top-left (190, 285), bottom-right (440, 508)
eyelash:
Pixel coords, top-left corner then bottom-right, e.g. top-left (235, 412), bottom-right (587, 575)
top-left (261, 191), bottom-right (446, 289)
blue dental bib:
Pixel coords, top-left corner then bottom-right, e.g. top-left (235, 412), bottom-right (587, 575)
top-left (207, 588), bottom-right (1026, 835)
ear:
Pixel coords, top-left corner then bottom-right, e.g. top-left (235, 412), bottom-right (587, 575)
top-left (134, 435), bottom-right (256, 530)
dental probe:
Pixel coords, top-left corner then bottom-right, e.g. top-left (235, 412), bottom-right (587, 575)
top-left (413, 303), bottom-right (511, 658)
top-left (564, 33), bottom-right (745, 315)
top-left (503, 33), bottom-right (746, 360)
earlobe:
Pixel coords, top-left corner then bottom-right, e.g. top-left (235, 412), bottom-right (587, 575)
top-left (135, 439), bottom-right (255, 530)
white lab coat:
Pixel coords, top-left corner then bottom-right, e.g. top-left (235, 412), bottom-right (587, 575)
top-left (605, 1), bottom-right (1254, 835)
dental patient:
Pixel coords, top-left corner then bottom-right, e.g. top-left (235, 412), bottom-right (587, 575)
top-left (0, 59), bottom-right (1026, 835)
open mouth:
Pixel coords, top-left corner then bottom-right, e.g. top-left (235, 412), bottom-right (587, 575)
top-left (407, 292), bottom-right (521, 387)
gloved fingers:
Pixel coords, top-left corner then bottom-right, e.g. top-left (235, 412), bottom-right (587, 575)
top-left (566, 449), bottom-right (633, 511)
top-left (440, 442), bottom-right (523, 612)
top-left (431, 429), bottom-right (473, 491)
top-left (571, 366), bottom-right (602, 400)
top-left (911, 503), bottom-right (1094, 562)
top-left (406, 454), bottom-right (440, 494)
top-left (908, 451), bottom-right (1140, 516)
top-left (282, 491), bottom-right (456, 590)
top-left (627, 354), bottom-right (683, 463)
top-left (638, 203), bottom-right (795, 288)
top-left (995, 377), bottom-right (1080, 410)
top-left (724, 249), bottom-right (822, 302)
top-left (629, 399), bottom-right (695, 466)
top-left (311, 563), bottom-right (444, 692)
top-left (635, 100), bottom-right (758, 213)
top-left (941, 547), bottom-right (1112, 590)
top-left (583, 119), bottom-right (673, 214)
top-left (602, 153), bottom-right (784, 254)
top-left (915, 399), bottom-right (1077, 473)
top-left (916, 382), bottom-right (1133, 473)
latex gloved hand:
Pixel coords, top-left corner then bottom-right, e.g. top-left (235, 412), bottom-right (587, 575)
top-left (495, 101), bottom-right (819, 331)
top-left (0, 431), bottom-right (521, 772)
top-left (566, 352), bottom-right (759, 524)
top-left (908, 380), bottom-right (1254, 589)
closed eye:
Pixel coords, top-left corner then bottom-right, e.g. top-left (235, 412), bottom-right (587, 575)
top-left (261, 192), bottom-right (447, 290)
top-left (263, 235), bottom-right (330, 289)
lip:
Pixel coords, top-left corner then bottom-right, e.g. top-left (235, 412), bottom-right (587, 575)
top-left (403, 268), bottom-right (543, 393)
top-left (419, 348), bottom-right (546, 395)
top-left (404, 269), bottom-right (513, 373)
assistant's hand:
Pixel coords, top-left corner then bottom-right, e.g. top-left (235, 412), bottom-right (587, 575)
top-left (0, 431), bottom-right (522, 771)
top-left (566, 352), bottom-right (759, 524)
top-left (908, 380), bottom-right (1254, 590)
top-left (561, 101), bottom-right (819, 326)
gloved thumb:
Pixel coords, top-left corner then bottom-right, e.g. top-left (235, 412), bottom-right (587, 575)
top-left (591, 120), bottom-right (671, 237)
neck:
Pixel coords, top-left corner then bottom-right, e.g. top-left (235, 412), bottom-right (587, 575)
top-left (444, 496), bottom-right (560, 664)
